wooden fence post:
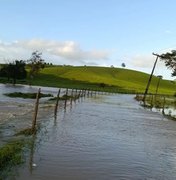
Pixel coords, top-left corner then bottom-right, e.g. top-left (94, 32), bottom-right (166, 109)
top-left (81, 89), bottom-right (84, 101)
top-left (162, 96), bottom-right (166, 115)
top-left (91, 90), bottom-right (93, 97)
top-left (70, 88), bottom-right (73, 106)
top-left (150, 94), bottom-right (153, 108)
top-left (78, 90), bottom-right (82, 102)
top-left (54, 89), bottom-right (61, 116)
top-left (84, 89), bottom-right (86, 98)
top-left (31, 88), bottom-right (41, 133)
top-left (87, 89), bottom-right (90, 97)
top-left (64, 88), bottom-right (68, 109)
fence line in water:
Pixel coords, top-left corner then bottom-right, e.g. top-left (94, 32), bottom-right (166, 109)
top-left (135, 93), bottom-right (176, 120)
top-left (29, 88), bottom-right (115, 134)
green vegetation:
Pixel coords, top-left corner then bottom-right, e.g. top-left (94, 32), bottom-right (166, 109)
top-left (0, 140), bottom-right (26, 179)
top-left (135, 94), bottom-right (176, 108)
top-left (27, 51), bottom-right (45, 80)
top-left (0, 60), bottom-right (27, 85)
top-left (15, 128), bottom-right (37, 136)
top-left (1, 65), bottom-right (176, 94)
top-left (160, 50), bottom-right (176, 76)
top-left (135, 94), bottom-right (176, 121)
top-left (29, 66), bottom-right (176, 95)
top-left (4, 92), bottom-right (53, 99)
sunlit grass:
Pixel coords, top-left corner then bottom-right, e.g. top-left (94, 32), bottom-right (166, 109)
top-left (1, 65), bottom-right (176, 94)
top-left (29, 66), bottom-right (176, 94)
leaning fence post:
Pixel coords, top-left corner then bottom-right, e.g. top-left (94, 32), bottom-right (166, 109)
top-left (31, 88), bottom-right (41, 133)
top-left (162, 96), bottom-right (166, 115)
top-left (54, 89), bottom-right (61, 116)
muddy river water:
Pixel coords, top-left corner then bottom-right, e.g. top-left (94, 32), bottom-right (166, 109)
top-left (1, 84), bottom-right (176, 179)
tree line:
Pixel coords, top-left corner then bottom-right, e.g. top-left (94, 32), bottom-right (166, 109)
top-left (0, 51), bottom-right (46, 84)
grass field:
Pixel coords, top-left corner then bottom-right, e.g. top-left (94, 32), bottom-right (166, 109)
top-left (1, 65), bottom-right (176, 95)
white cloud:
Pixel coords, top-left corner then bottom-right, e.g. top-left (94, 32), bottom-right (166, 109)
top-left (0, 39), bottom-right (109, 65)
top-left (129, 53), bottom-right (174, 80)
top-left (129, 54), bottom-right (165, 68)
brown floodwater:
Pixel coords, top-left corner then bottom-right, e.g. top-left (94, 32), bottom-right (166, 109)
top-left (1, 84), bottom-right (176, 179)
top-left (17, 94), bottom-right (176, 180)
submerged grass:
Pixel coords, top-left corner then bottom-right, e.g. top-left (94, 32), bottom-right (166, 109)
top-left (4, 92), bottom-right (53, 99)
top-left (135, 94), bottom-right (176, 108)
top-left (0, 140), bottom-right (27, 179)
top-left (0, 141), bottom-right (23, 169)
top-left (135, 94), bottom-right (176, 120)
top-left (15, 128), bottom-right (36, 136)
top-left (49, 94), bottom-right (79, 101)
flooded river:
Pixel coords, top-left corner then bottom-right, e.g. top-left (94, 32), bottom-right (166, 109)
top-left (1, 84), bottom-right (176, 179)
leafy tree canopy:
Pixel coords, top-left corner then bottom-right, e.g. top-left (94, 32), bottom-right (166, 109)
top-left (160, 50), bottom-right (176, 76)
top-left (0, 60), bottom-right (27, 84)
top-left (27, 51), bottom-right (45, 79)
top-left (121, 63), bottom-right (126, 68)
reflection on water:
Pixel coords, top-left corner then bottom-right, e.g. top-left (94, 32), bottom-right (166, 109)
top-left (0, 84), bottom-right (64, 144)
top-left (0, 83), bottom-right (176, 179)
top-left (13, 94), bottom-right (176, 180)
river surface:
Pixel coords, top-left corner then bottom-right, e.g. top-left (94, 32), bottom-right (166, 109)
top-left (1, 84), bottom-right (176, 179)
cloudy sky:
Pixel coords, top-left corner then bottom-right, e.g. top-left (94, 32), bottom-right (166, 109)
top-left (1, 0), bottom-right (176, 80)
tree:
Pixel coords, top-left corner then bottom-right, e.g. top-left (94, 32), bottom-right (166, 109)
top-left (0, 60), bottom-right (27, 84)
top-left (121, 63), bottom-right (126, 68)
top-left (160, 50), bottom-right (176, 76)
top-left (27, 51), bottom-right (45, 79)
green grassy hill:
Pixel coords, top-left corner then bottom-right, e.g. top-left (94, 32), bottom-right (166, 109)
top-left (26, 66), bottom-right (176, 95)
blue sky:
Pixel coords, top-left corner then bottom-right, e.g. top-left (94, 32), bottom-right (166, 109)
top-left (0, 0), bottom-right (176, 79)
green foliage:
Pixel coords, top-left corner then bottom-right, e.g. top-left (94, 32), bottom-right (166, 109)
top-left (135, 94), bottom-right (176, 108)
top-left (121, 63), bottom-right (126, 68)
top-left (49, 94), bottom-right (78, 101)
top-left (1, 65), bottom-right (175, 95)
top-left (27, 66), bottom-right (176, 95)
top-left (0, 60), bottom-right (27, 84)
top-left (27, 51), bottom-right (45, 79)
top-left (4, 92), bottom-right (53, 99)
top-left (160, 50), bottom-right (176, 76)
top-left (15, 128), bottom-right (36, 136)
top-left (0, 140), bottom-right (25, 178)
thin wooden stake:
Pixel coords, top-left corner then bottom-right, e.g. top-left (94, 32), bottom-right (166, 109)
top-left (31, 88), bottom-right (41, 133)
top-left (91, 90), bottom-right (93, 97)
top-left (87, 89), bottom-right (90, 97)
top-left (64, 88), bottom-right (68, 109)
top-left (70, 88), bottom-right (73, 106)
top-left (84, 89), bottom-right (86, 98)
top-left (54, 89), bottom-right (61, 116)
top-left (78, 90), bottom-right (82, 102)
top-left (162, 97), bottom-right (166, 115)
